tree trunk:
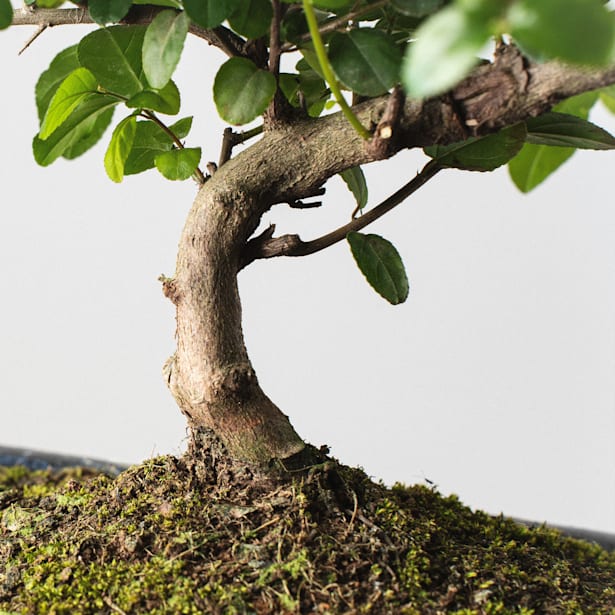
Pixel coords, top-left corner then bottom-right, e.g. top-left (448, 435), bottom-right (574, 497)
top-left (163, 172), bottom-right (306, 464)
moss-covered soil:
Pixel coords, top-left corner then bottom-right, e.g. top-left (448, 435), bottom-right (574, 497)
top-left (0, 446), bottom-right (613, 614)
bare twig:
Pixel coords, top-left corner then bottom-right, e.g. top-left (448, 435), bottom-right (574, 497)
top-left (240, 160), bottom-right (442, 268)
top-left (18, 22), bottom-right (48, 55)
top-left (367, 86), bottom-right (405, 159)
top-left (11, 6), bottom-right (248, 58)
top-left (269, 0), bottom-right (282, 76)
top-left (218, 127), bottom-right (235, 168)
top-left (218, 126), bottom-right (264, 168)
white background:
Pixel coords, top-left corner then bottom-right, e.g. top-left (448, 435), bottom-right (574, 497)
top-left (1, 17), bottom-right (614, 533)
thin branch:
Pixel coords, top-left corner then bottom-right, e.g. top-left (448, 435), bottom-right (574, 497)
top-left (11, 7), bottom-right (247, 58)
top-left (269, 0), bottom-right (282, 76)
top-left (367, 85), bottom-right (405, 159)
top-left (218, 125), bottom-right (264, 168)
top-left (265, 0), bottom-right (286, 124)
top-left (18, 22), bottom-right (48, 55)
top-left (240, 161), bottom-right (442, 268)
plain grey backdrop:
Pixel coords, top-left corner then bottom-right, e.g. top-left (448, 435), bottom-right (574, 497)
top-left (1, 17), bottom-right (614, 533)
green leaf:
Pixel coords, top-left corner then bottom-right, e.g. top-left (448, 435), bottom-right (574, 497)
top-left (133, 0), bottom-right (181, 7)
top-left (62, 108), bottom-right (115, 160)
top-left (104, 115), bottom-right (137, 182)
top-left (228, 0), bottom-right (272, 39)
top-left (78, 25), bottom-right (147, 98)
top-left (36, 0), bottom-right (65, 7)
top-left (183, 0), bottom-right (240, 28)
top-left (124, 116), bottom-right (192, 174)
top-left (35, 46), bottom-right (80, 123)
top-left (168, 116), bottom-right (192, 139)
top-left (39, 68), bottom-right (98, 139)
top-left (155, 147), bottom-right (201, 180)
top-left (507, 91), bottom-right (599, 192)
top-left (88, 0), bottom-right (133, 25)
top-left (600, 85), bottom-right (615, 115)
top-left (312, 0), bottom-right (352, 9)
top-left (0, 0), bottom-right (12, 29)
top-left (525, 113), bottom-right (615, 150)
top-left (508, 0), bottom-right (615, 66)
top-left (126, 80), bottom-right (181, 114)
top-left (391, 0), bottom-right (444, 18)
top-left (425, 123), bottom-right (527, 171)
top-left (402, 4), bottom-right (491, 98)
top-left (213, 57), bottom-right (276, 125)
top-left (340, 167), bottom-right (368, 211)
top-left (33, 94), bottom-right (119, 165)
top-left (347, 232), bottom-right (409, 305)
top-left (329, 29), bottom-right (402, 97)
top-left (508, 143), bottom-right (574, 194)
top-left (279, 71), bottom-right (329, 117)
top-left (143, 10), bottom-right (189, 89)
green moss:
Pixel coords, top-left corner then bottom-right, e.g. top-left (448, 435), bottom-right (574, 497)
top-left (0, 456), bottom-right (613, 614)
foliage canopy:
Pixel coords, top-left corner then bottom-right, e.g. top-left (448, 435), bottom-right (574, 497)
top-left (4, 0), bottom-right (615, 300)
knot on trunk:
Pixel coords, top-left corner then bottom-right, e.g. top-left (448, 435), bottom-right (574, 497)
top-left (211, 362), bottom-right (257, 402)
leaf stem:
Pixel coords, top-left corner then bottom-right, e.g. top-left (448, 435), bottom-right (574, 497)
top-left (141, 110), bottom-right (206, 184)
top-left (301, 0), bottom-right (370, 140)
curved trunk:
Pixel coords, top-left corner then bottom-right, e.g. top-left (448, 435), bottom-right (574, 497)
top-left (160, 50), bottom-right (615, 465)
top-left (164, 174), bottom-right (305, 464)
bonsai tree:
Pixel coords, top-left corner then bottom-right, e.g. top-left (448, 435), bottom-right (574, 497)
top-left (4, 0), bottom-right (615, 468)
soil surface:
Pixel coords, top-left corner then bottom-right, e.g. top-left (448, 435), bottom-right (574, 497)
top-left (0, 439), bottom-right (614, 614)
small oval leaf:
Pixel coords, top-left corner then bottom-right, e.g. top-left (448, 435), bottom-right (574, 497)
top-left (508, 143), bottom-right (574, 194)
top-left (183, 0), bottom-right (240, 29)
top-left (508, 0), bottom-right (615, 66)
top-left (228, 0), bottom-right (272, 39)
top-left (0, 0), bottom-right (13, 30)
top-left (155, 147), bottom-right (201, 180)
top-left (78, 26), bottom-right (147, 98)
top-left (126, 80), bottom-right (181, 115)
top-left (33, 94), bottom-right (119, 166)
top-left (329, 29), bottom-right (402, 97)
top-left (88, 0), bottom-right (133, 25)
top-left (104, 115), bottom-right (137, 182)
top-left (143, 10), bottom-right (189, 89)
top-left (35, 46), bottom-right (80, 123)
top-left (39, 68), bottom-right (98, 139)
top-left (402, 4), bottom-right (490, 98)
top-left (213, 57), bottom-right (276, 125)
top-left (425, 123), bottom-right (527, 172)
top-left (347, 232), bottom-right (409, 305)
top-left (340, 167), bottom-right (368, 211)
top-left (507, 91), bottom-right (599, 192)
top-left (391, 0), bottom-right (444, 18)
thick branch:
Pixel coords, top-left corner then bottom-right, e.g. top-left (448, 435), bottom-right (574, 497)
top-left (218, 45), bottom-right (615, 270)
top-left (11, 6), bottom-right (247, 57)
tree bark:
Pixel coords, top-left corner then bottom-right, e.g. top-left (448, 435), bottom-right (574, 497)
top-left (163, 180), bottom-right (306, 463)
top-left (162, 45), bottom-right (615, 465)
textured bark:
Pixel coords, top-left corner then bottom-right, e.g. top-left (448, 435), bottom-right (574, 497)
top-left (159, 45), bottom-right (615, 464)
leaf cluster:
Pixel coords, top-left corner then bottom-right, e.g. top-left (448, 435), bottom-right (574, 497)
top-left (4, 0), bottom-right (615, 302)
